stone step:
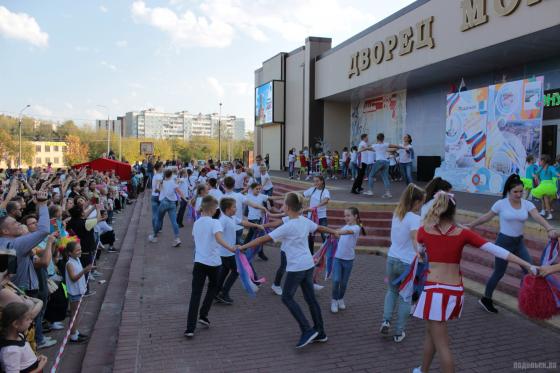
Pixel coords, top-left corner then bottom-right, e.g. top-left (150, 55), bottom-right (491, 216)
top-left (462, 246), bottom-right (532, 280)
top-left (459, 260), bottom-right (522, 297)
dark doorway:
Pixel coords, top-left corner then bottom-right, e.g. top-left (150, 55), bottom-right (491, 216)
top-left (541, 125), bottom-right (557, 159)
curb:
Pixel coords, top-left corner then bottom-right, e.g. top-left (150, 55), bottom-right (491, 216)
top-left (355, 245), bottom-right (560, 331)
top-left (80, 193), bottom-right (145, 373)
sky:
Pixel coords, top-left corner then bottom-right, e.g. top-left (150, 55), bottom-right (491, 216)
top-left (0, 0), bottom-right (415, 131)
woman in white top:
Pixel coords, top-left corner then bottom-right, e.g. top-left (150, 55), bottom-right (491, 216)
top-left (398, 134), bottom-right (414, 185)
top-left (302, 176), bottom-right (331, 248)
top-left (466, 174), bottom-right (557, 313)
top-left (177, 168), bottom-right (193, 228)
top-left (381, 184), bottom-right (425, 343)
top-left (152, 169), bottom-right (186, 247)
top-left (367, 133), bottom-right (402, 198)
top-left (288, 149), bottom-right (296, 179)
top-left (260, 165), bottom-right (274, 196)
top-left (420, 177), bottom-right (452, 219)
top-left (350, 145), bottom-right (358, 181)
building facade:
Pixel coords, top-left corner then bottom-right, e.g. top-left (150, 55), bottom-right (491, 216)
top-left (0, 141), bottom-right (68, 169)
top-left (255, 0), bottom-right (560, 171)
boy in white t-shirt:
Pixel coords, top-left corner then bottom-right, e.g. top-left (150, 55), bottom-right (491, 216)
top-left (239, 193), bottom-right (338, 349)
top-left (184, 196), bottom-right (237, 338)
top-left (215, 197), bottom-right (264, 304)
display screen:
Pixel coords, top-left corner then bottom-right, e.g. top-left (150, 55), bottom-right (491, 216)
top-left (255, 81), bottom-right (273, 125)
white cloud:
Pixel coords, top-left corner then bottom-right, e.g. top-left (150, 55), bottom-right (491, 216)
top-left (0, 6), bottom-right (48, 47)
top-left (99, 5), bottom-right (108, 13)
top-left (129, 0), bottom-right (414, 48)
top-left (100, 61), bottom-right (117, 71)
top-left (31, 105), bottom-right (53, 117)
top-left (207, 77), bottom-right (224, 98)
top-left (115, 40), bottom-right (128, 48)
top-left (64, 102), bottom-right (73, 110)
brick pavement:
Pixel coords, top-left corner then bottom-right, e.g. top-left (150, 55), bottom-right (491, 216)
top-left (112, 192), bottom-right (560, 373)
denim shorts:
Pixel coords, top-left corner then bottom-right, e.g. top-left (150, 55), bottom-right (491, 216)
top-left (69, 294), bottom-right (82, 302)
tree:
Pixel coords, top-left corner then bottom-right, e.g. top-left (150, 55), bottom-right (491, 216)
top-left (64, 135), bottom-right (89, 166)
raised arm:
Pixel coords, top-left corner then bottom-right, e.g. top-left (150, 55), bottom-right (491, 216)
top-left (0, 180), bottom-right (18, 210)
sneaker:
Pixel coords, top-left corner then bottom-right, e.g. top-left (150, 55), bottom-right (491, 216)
top-left (198, 317), bottom-right (210, 327)
top-left (337, 299), bottom-right (346, 310)
top-left (412, 367), bottom-right (424, 373)
top-left (172, 238), bottom-right (181, 247)
top-left (393, 331), bottom-right (406, 343)
top-left (350, 190), bottom-right (360, 195)
top-left (546, 213), bottom-right (553, 220)
top-left (107, 247), bottom-right (118, 253)
top-left (49, 322), bottom-right (65, 330)
top-left (379, 320), bottom-right (390, 335)
top-left (478, 297), bottom-right (498, 314)
top-left (83, 290), bottom-right (96, 298)
top-left (69, 334), bottom-right (88, 344)
top-left (184, 330), bottom-right (194, 338)
top-left (271, 284), bottom-right (283, 296)
top-left (313, 283), bottom-right (324, 291)
top-left (148, 234), bottom-right (158, 243)
top-left (92, 270), bottom-right (103, 277)
top-left (331, 299), bottom-right (339, 313)
top-left (296, 329), bottom-right (319, 349)
top-left (540, 209), bottom-right (546, 216)
top-left (363, 190), bottom-right (373, 196)
top-left (382, 192), bottom-right (392, 199)
top-left (215, 294), bottom-right (233, 305)
top-left (314, 332), bottom-right (328, 343)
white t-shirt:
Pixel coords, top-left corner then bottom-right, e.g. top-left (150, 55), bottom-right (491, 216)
top-left (0, 338), bottom-right (37, 373)
top-left (388, 212), bottom-right (420, 264)
top-left (207, 170), bottom-right (219, 180)
top-left (398, 144), bottom-right (413, 164)
top-left (151, 173), bottom-right (163, 197)
top-left (224, 191), bottom-right (246, 231)
top-left (65, 257), bottom-right (87, 296)
top-left (268, 216), bottom-right (318, 272)
top-left (195, 196), bottom-right (203, 212)
top-left (233, 172), bottom-right (247, 189)
top-left (372, 143), bottom-right (389, 162)
top-left (208, 188), bottom-right (223, 202)
top-left (252, 164), bottom-right (262, 178)
top-left (245, 193), bottom-right (268, 220)
top-left (95, 221), bottom-right (113, 235)
top-left (335, 225), bottom-right (361, 260)
top-left (193, 216), bottom-right (223, 266)
top-left (350, 150), bottom-right (358, 163)
top-left (218, 214), bottom-right (240, 257)
top-left (359, 140), bottom-right (373, 165)
top-left (420, 199), bottom-right (435, 220)
top-left (303, 187), bottom-right (330, 219)
top-left (178, 178), bottom-right (192, 199)
top-left (279, 216), bottom-right (290, 252)
top-left (159, 179), bottom-right (178, 202)
top-left (261, 173), bottom-right (273, 191)
top-left (226, 170), bottom-right (235, 177)
top-left (288, 153), bottom-right (295, 163)
top-left (491, 198), bottom-right (536, 237)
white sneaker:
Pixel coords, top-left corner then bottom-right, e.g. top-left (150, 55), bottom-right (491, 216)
top-left (313, 283), bottom-right (324, 291)
top-left (148, 234), bottom-right (158, 243)
top-left (412, 367), bottom-right (424, 373)
top-left (337, 299), bottom-right (346, 310)
top-left (540, 209), bottom-right (546, 216)
top-left (331, 299), bottom-right (339, 313)
top-left (351, 178), bottom-right (355, 181)
top-left (49, 322), bottom-right (65, 330)
top-left (382, 192), bottom-right (392, 198)
top-left (37, 338), bottom-right (57, 349)
top-left (546, 213), bottom-right (553, 220)
top-left (393, 331), bottom-right (406, 343)
top-left (172, 238), bottom-right (181, 247)
top-left (363, 190), bottom-right (373, 196)
top-left (379, 320), bottom-right (390, 334)
top-left (271, 284), bottom-right (283, 296)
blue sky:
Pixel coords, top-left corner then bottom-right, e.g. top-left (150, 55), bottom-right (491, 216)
top-left (0, 0), bottom-right (415, 131)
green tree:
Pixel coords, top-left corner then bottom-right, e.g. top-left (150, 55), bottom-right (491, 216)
top-left (65, 135), bottom-right (89, 165)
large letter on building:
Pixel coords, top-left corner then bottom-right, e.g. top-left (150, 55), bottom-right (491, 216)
top-left (461, 0), bottom-right (489, 32)
top-left (372, 41), bottom-right (384, 64)
top-left (358, 48), bottom-right (371, 72)
top-left (494, 0), bottom-right (521, 16)
top-left (527, 0), bottom-right (541, 5)
top-left (398, 27), bottom-right (414, 56)
top-left (348, 52), bottom-right (360, 79)
top-left (416, 16), bottom-right (435, 49)
top-left (384, 35), bottom-right (398, 61)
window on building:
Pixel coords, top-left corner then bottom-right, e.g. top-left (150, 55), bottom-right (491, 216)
top-left (54, 146), bottom-right (59, 151)
top-left (45, 145), bottom-right (50, 152)
top-left (45, 157), bottom-right (51, 163)
top-left (36, 157), bottom-right (41, 164)
top-left (35, 145), bottom-right (42, 152)
top-left (62, 146), bottom-right (67, 152)
top-left (54, 157), bottom-right (59, 164)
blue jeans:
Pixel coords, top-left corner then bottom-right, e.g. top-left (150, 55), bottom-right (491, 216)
top-left (341, 162), bottom-right (348, 178)
top-left (383, 256), bottom-right (411, 334)
top-left (282, 268), bottom-right (324, 335)
top-left (331, 258), bottom-right (354, 300)
top-left (156, 198), bottom-right (179, 238)
top-left (350, 162), bottom-right (358, 179)
top-left (288, 161), bottom-right (295, 178)
top-left (368, 160), bottom-right (390, 192)
top-left (274, 251), bottom-right (287, 286)
top-left (151, 195), bottom-right (160, 235)
top-left (262, 188), bottom-right (273, 196)
top-left (399, 162), bottom-right (413, 185)
top-left (485, 233), bottom-right (532, 299)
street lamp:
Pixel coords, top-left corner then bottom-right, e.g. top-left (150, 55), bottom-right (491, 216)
top-left (18, 104), bottom-right (31, 168)
top-left (96, 105), bottom-right (110, 156)
top-left (218, 102), bottom-right (222, 161)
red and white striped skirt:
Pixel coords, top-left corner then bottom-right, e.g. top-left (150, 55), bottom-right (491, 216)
top-left (412, 281), bottom-right (465, 321)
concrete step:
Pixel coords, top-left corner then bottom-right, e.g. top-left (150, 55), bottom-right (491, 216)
top-left (462, 246), bottom-right (530, 280)
top-left (459, 260), bottom-right (522, 297)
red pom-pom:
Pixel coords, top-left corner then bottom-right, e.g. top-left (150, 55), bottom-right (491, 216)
top-left (518, 275), bottom-right (559, 320)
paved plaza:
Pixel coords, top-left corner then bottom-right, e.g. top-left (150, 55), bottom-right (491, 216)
top-left (104, 192), bottom-right (559, 373)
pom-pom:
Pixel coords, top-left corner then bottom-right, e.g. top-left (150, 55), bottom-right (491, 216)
top-left (518, 275), bottom-right (559, 320)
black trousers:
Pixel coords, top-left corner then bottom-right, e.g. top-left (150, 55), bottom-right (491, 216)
top-left (217, 256), bottom-right (238, 297)
top-left (176, 199), bottom-right (188, 226)
top-left (186, 262), bottom-right (221, 332)
top-left (351, 163), bottom-right (368, 192)
top-left (100, 230), bottom-right (115, 246)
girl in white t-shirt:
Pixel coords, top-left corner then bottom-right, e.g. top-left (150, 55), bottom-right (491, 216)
top-left (303, 176), bottom-right (331, 248)
top-left (260, 165), bottom-right (274, 196)
top-left (0, 303), bottom-right (47, 373)
top-left (192, 184), bottom-right (209, 218)
top-left (466, 174), bottom-right (557, 314)
top-left (381, 183), bottom-right (425, 343)
top-left (288, 149), bottom-right (296, 179)
top-left (330, 207), bottom-right (366, 314)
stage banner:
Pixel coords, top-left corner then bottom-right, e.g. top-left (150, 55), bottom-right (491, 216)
top-left (436, 77), bottom-right (543, 194)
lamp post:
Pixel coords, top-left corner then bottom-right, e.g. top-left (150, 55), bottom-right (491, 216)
top-left (96, 105), bottom-right (110, 156)
top-left (218, 102), bottom-right (222, 161)
top-left (18, 104), bottom-right (31, 168)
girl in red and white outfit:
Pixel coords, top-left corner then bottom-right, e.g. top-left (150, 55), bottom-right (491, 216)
top-left (412, 191), bottom-right (537, 373)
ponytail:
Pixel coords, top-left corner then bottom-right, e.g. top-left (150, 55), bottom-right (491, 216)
top-left (347, 207), bottom-right (366, 236)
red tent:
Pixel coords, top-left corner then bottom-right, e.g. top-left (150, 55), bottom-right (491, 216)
top-left (72, 158), bottom-right (132, 181)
